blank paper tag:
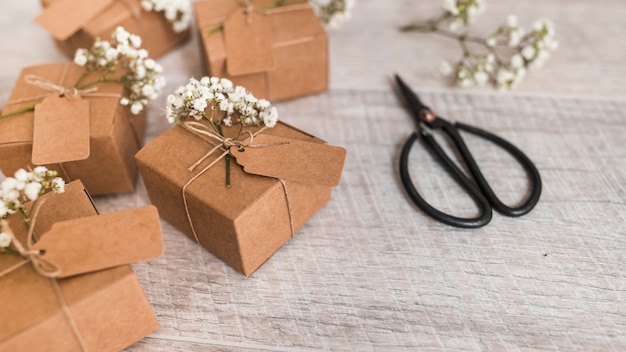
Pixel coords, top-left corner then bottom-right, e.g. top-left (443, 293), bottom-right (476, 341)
top-left (32, 95), bottom-right (90, 165)
top-left (223, 10), bottom-right (275, 75)
top-left (230, 134), bottom-right (346, 187)
top-left (32, 206), bottom-right (163, 278)
top-left (35, 0), bottom-right (113, 40)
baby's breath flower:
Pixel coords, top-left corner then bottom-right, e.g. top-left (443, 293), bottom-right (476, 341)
top-left (442, 0), bottom-right (485, 25)
top-left (0, 232), bottom-right (11, 248)
top-left (401, 0), bottom-right (557, 90)
top-left (166, 77), bottom-right (279, 129)
top-left (0, 167), bottom-right (66, 220)
top-left (76, 27), bottom-right (165, 115)
top-left (141, 0), bottom-right (192, 33)
top-left (51, 177), bottom-right (65, 193)
top-left (0, 203), bottom-right (8, 218)
top-left (439, 61), bottom-right (453, 76)
top-left (24, 182), bottom-right (42, 201)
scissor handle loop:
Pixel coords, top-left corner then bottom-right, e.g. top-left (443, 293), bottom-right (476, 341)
top-left (400, 131), bottom-right (493, 228)
top-left (450, 122), bottom-right (542, 217)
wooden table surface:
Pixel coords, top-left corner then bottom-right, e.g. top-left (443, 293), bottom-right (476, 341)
top-left (2, 0), bottom-right (625, 351)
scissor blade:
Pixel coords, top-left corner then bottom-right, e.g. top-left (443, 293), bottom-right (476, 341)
top-left (395, 75), bottom-right (430, 118)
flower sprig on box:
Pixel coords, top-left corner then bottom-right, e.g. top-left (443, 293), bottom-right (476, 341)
top-left (141, 0), bottom-right (193, 33)
top-left (401, 0), bottom-right (558, 90)
top-left (166, 77), bottom-right (279, 187)
top-left (0, 27), bottom-right (164, 120)
top-left (166, 76), bottom-right (278, 129)
top-left (0, 167), bottom-right (65, 253)
top-left (74, 26), bottom-right (166, 115)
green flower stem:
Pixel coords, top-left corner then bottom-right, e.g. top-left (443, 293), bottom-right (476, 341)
top-left (0, 105), bottom-right (36, 120)
top-left (74, 77), bottom-right (122, 90)
top-left (0, 248), bottom-right (22, 257)
top-left (74, 71), bottom-right (90, 88)
top-left (225, 153), bottom-right (232, 189)
top-left (205, 25), bottom-right (223, 37)
top-left (208, 119), bottom-right (221, 136)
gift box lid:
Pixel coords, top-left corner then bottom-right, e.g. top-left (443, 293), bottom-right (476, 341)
top-left (36, 0), bottom-right (142, 41)
top-left (136, 121), bottom-right (335, 220)
top-left (0, 62), bottom-right (126, 146)
top-left (194, 0), bottom-right (326, 76)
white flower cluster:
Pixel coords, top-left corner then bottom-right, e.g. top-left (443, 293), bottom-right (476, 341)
top-left (429, 1), bottom-right (558, 90)
top-left (166, 77), bottom-right (278, 129)
top-left (442, 0), bottom-right (485, 30)
top-left (309, 0), bottom-right (355, 28)
top-left (487, 17), bottom-right (558, 90)
top-left (141, 0), bottom-right (192, 33)
top-left (74, 27), bottom-right (166, 115)
top-left (0, 167), bottom-right (65, 219)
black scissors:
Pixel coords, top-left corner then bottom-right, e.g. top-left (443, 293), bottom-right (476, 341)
top-left (395, 75), bottom-right (542, 228)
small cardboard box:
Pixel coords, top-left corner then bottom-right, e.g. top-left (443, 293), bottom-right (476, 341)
top-left (194, 0), bottom-right (328, 101)
top-left (0, 62), bottom-right (146, 196)
top-left (36, 0), bottom-right (190, 58)
top-left (0, 180), bottom-right (162, 351)
top-left (136, 122), bottom-right (345, 276)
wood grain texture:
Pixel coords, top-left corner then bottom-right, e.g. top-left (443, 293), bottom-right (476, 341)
top-left (1, 0), bottom-right (625, 351)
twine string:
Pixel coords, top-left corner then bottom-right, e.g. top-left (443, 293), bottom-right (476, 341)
top-left (177, 120), bottom-right (296, 245)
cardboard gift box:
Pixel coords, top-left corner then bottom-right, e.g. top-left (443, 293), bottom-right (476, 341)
top-left (0, 180), bottom-right (163, 351)
top-left (0, 62), bottom-right (147, 196)
top-left (194, 0), bottom-right (328, 101)
top-left (136, 121), bottom-right (346, 276)
top-left (36, 0), bottom-right (190, 59)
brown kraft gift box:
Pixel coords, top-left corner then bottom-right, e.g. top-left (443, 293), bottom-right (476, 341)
top-left (194, 0), bottom-right (328, 101)
top-left (0, 62), bottom-right (146, 196)
top-left (36, 0), bottom-right (190, 58)
top-left (0, 180), bottom-right (163, 351)
top-left (136, 121), bottom-right (345, 276)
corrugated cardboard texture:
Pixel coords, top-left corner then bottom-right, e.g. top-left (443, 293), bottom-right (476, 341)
top-left (0, 181), bottom-right (160, 351)
top-left (39, 0), bottom-right (190, 58)
top-left (194, 0), bottom-right (328, 101)
top-left (136, 122), bottom-right (337, 276)
top-left (0, 62), bottom-right (146, 195)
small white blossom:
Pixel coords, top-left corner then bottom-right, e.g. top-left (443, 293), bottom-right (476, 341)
top-left (74, 49), bottom-right (88, 66)
top-left (521, 45), bottom-right (536, 60)
top-left (24, 182), bottom-right (42, 201)
top-left (0, 232), bottom-right (11, 248)
top-left (141, 0), bottom-right (192, 32)
top-left (51, 177), bottom-right (65, 193)
top-left (130, 101), bottom-right (144, 115)
top-left (439, 61), bottom-right (453, 76)
top-left (474, 70), bottom-right (489, 85)
top-left (506, 15), bottom-right (518, 28)
top-left (510, 54), bottom-right (524, 68)
top-left (0, 203), bottom-right (8, 218)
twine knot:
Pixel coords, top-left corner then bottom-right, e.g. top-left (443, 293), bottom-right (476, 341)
top-left (0, 202), bottom-right (61, 278)
top-left (24, 74), bottom-right (97, 100)
top-left (177, 119), bottom-right (295, 245)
